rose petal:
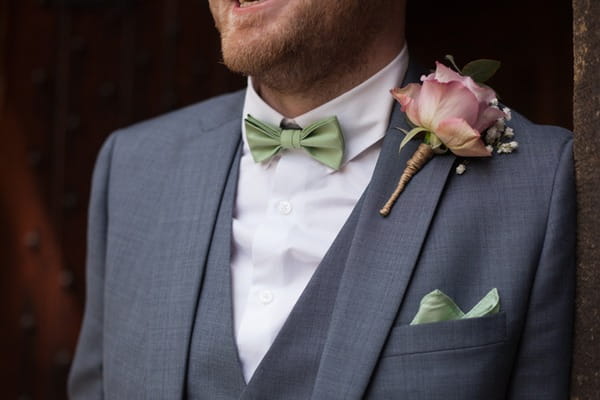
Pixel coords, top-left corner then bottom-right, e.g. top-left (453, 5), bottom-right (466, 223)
top-left (473, 105), bottom-right (507, 132)
top-left (391, 84), bottom-right (421, 108)
top-left (391, 84), bottom-right (423, 126)
top-left (420, 71), bottom-right (435, 82)
top-left (466, 80), bottom-right (497, 105)
top-left (418, 80), bottom-right (479, 132)
top-left (435, 117), bottom-right (492, 157)
top-left (432, 62), bottom-right (498, 104)
top-left (430, 61), bottom-right (464, 83)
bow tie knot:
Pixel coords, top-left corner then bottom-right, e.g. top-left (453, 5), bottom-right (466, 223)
top-left (245, 114), bottom-right (345, 170)
top-left (280, 129), bottom-right (303, 150)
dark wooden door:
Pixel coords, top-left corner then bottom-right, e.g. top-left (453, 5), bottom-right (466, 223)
top-left (0, 0), bottom-right (572, 398)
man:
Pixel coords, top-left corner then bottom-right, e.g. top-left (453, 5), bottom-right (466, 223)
top-left (69, 0), bottom-right (575, 398)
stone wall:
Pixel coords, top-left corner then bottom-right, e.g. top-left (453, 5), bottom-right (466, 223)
top-left (571, 0), bottom-right (600, 398)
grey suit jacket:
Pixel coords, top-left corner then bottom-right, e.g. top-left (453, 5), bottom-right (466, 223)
top-left (69, 67), bottom-right (575, 399)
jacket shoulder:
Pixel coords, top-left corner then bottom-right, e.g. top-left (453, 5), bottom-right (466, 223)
top-left (110, 89), bottom-right (245, 148)
top-left (93, 89), bottom-right (245, 187)
top-left (508, 110), bottom-right (573, 151)
top-left (492, 109), bottom-right (573, 182)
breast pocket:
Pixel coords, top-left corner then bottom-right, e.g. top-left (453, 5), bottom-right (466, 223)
top-left (382, 312), bottom-right (507, 357)
top-left (366, 312), bottom-right (510, 399)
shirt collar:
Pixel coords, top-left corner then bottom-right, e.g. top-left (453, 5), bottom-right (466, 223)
top-left (241, 45), bottom-right (409, 172)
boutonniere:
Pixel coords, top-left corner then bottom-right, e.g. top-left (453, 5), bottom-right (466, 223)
top-left (379, 56), bottom-right (518, 217)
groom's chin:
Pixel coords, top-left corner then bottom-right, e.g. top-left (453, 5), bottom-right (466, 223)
top-left (219, 31), bottom-right (285, 78)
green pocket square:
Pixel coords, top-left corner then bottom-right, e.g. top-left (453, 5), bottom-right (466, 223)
top-left (410, 288), bottom-right (500, 325)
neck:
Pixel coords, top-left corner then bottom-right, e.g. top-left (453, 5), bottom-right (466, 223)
top-left (254, 35), bottom-right (406, 119)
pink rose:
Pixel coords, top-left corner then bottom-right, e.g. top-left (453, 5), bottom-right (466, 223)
top-left (391, 62), bottom-right (506, 157)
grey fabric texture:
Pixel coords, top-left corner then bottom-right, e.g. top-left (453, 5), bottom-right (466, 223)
top-left (186, 144), bottom-right (246, 399)
top-left (69, 62), bottom-right (575, 399)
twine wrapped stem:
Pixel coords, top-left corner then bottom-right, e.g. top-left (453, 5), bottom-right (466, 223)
top-left (379, 143), bottom-right (435, 217)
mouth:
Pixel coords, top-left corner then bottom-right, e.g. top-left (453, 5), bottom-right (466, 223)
top-left (237, 0), bottom-right (270, 8)
top-left (230, 0), bottom-right (286, 17)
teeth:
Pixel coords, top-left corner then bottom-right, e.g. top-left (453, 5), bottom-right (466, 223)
top-left (239, 0), bottom-right (264, 7)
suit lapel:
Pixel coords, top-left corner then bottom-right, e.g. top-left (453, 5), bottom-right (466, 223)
top-left (144, 95), bottom-right (244, 399)
top-left (312, 65), bottom-right (457, 399)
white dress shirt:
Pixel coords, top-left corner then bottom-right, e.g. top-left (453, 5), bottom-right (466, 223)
top-left (231, 46), bottom-right (409, 382)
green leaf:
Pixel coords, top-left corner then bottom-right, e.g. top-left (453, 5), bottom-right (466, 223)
top-left (444, 54), bottom-right (462, 73)
top-left (400, 127), bottom-right (429, 151)
top-left (429, 134), bottom-right (442, 149)
top-left (462, 59), bottom-right (501, 83)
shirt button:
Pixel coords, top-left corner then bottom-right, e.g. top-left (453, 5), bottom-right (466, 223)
top-left (258, 290), bottom-right (274, 304)
top-left (277, 200), bottom-right (293, 215)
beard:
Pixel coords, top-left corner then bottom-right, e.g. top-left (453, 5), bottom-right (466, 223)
top-left (213, 0), bottom-right (392, 94)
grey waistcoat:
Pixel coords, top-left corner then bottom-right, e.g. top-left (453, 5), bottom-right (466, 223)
top-left (186, 149), bottom-right (364, 400)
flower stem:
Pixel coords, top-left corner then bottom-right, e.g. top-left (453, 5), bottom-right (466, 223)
top-left (379, 143), bottom-right (435, 217)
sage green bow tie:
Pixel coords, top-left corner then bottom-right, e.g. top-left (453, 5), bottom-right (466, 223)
top-left (244, 114), bottom-right (345, 170)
